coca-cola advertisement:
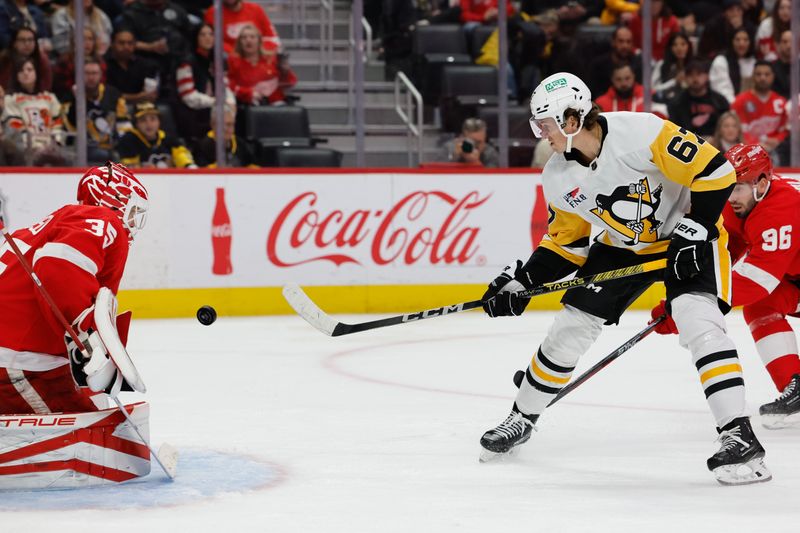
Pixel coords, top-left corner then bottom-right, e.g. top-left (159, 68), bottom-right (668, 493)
top-left (211, 188), bottom-right (233, 275)
top-left (267, 189), bottom-right (489, 269)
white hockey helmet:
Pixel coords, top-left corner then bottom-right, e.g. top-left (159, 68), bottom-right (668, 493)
top-left (529, 72), bottom-right (593, 152)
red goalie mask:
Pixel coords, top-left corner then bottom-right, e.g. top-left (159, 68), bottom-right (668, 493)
top-left (77, 163), bottom-right (149, 242)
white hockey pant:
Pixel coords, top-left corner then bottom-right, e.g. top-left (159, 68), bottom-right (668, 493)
top-left (515, 305), bottom-right (604, 416)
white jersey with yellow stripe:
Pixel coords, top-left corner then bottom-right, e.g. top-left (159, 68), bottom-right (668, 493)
top-left (539, 112), bottom-right (735, 263)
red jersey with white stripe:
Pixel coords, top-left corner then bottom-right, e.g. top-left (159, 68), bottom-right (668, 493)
top-left (0, 205), bottom-right (128, 360)
top-left (723, 176), bottom-right (800, 307)
top-left (730, 90), bottom-right (788, 145)
top-left (204, 2), bottom-right (281, 54)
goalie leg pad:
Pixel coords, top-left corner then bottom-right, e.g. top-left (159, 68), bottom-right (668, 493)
top-left (0, 402), bottom-right (151, 489)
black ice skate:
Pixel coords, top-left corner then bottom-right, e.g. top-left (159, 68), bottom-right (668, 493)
top-left (479, 406), bottom-right (538, 463)
top-left (759, 374), bottom-right (800, 429)
top-left (707, 417), bottom-right (771, 486)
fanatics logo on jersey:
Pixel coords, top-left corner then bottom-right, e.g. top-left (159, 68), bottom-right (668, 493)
top-left (563, 187), bottom-right (587, 208)
top-left (589, 177), bottom-right (664, 245)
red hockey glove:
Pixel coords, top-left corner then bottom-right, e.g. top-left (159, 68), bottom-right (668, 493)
top-left (649, 299), bottom-right (678, 335)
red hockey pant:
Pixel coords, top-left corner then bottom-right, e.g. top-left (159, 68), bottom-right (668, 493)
top-left (0, 365), bottom-right (99, 415)
top-left (742, 279), bottom-right (800, 391)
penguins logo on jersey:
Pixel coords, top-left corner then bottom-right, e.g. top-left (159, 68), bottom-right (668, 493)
top-left (590, 177), bottom-right (663, 245)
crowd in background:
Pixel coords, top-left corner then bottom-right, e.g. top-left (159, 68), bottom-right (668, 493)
top-left (0, 0), bottom-right (295, 168)
top-left (374, 0), bottom-right (797, 168)
top-left (0, 0), bottom-right (795, 168)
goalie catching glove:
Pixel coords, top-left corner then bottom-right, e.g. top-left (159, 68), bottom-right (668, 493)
top-left (482, 260), bottom-right (533, 317)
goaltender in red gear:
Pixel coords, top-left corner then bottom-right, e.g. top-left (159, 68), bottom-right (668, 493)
top-left (652, 143), bottom-right (800, 425)
top-left (0, 163), bottom-right (148, 415)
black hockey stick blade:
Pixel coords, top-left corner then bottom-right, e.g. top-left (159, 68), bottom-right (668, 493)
top-left (282, 258), bottom-right (666, 337)
top-left (512, 315), bottom-right (666, 405)
top-left (282, 283), bottom-right (482, 336)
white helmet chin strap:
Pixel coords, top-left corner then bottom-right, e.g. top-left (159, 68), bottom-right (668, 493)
top-left (562, 122), bottom-right (583, 153)
top-left (753, 180), bottom-right (771, 202)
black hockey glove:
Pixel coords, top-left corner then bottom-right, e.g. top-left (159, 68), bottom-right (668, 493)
top-left (482, 260), bottom-right (532, 317)
top-left (667, 216), bottom-right (718, 281)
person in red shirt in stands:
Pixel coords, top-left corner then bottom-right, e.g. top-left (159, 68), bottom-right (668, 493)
top-left (731, 60), bottom-right (787, 159)
top-left (595, 64), bottom-right (645, 113)
top-left (204, 0), bottom-right (281, 54)
top-left (629, 0), bottom-right (680, 61)
top-left (227, 23), bottom-right (296, 106)
top-left (460, 0), bottom-right (514, 29)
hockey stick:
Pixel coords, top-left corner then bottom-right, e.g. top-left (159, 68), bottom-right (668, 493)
top-left (0, 228), bottom-right (177, 480)
top-left (283, 258), bottom-right (667, 337)
top-left (512, 315), bottom-right (667, 406)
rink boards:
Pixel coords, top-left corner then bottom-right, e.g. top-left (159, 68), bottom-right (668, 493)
top-left (2, 168), bottom-right (796, 318)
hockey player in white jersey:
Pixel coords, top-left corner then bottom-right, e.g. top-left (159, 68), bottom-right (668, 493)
top-left (479, 72), bottom-right (771, 485)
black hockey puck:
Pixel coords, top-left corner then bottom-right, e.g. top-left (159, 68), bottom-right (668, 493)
top-left (197, 305), bottom-right (217, 326)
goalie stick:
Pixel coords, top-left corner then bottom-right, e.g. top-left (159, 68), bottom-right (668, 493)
top-left (512, 315), bottom-right (667, 406)
top-left (0, 227), bottom-right (177, 480)
top-left (283, 258), bottom-right (667, 337)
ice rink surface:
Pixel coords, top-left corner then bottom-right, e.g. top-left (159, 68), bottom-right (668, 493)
top-left (4, 309), bottom-right (799, 532)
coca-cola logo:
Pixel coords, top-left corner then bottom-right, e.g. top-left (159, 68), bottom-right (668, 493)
top-left (267, 190), bottom-right (490, 267)
top-left (212, 223), bottom-right (232, 238)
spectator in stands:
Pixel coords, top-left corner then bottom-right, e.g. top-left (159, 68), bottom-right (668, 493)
top-left (460, 0), bottom-right (514, 32)
top-left (204, 0), bottom-right (281, 54)
top-left (710, 27), bottom-right (756, 104)
top-left (120, 0), bottom-right (194, 100)
top-left (228, 23), bottom-right (296, 106)
top-left (0, 57), bottom-right (65, 165)
top-left (104, 28), bottom-right (159, 105)
top-left (0, 0), bottom-right (52, 51)
top-left (666, 59), bottom-right (729, 139)
top-left (193, 106), bottom-right (255, 168)
top-left (435, 117), bottom-right (498, 167)
top-left (740, 0), bottom-right (763, 29)
top-left (600, 0), bottom-right (638, 26)
top-left (769, 29), bottom-right (792, 99)
top-left (51, 0), bottom-right (112, 57)
top-left (596, 63), bottom-right (644, 112)
top-left (415, 0), bottom-right (463, 26)
top-left (755, 0), bottom-right (789, 61)
top-left (0, 26), bottom-right (52, 92)
top-left (731, 59), bottom-right (787, 160)
top-left (175, 23), bottom-right (235, 143)
top-left (709, 110), bottom-right (743, 151)
top-left (652, 31), bottom-right (693, 103)
top-left (117, 101), bottom-right (196, 168)
top-left (51, 27), bottom-right (101, 101)
top-left (62, 58), bottom-right (130, 163)
top-left (173, 0), bottom-right (211, 20)
top-left (515, 9), bottom-right (557, 97)
top-left (519, 0), bottom-right (602, 28)
top-left (629, 0), bottom-right (680, 61)
top-left (587, 26), bottom-right (642, 98)
top-left (697, 0), bottom-right (755, 59)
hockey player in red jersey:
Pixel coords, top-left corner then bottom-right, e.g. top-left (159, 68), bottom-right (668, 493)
top-left (652, 143), bottom-right (800, 428)
top-left (0, 163), bottom-right (148, 415)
